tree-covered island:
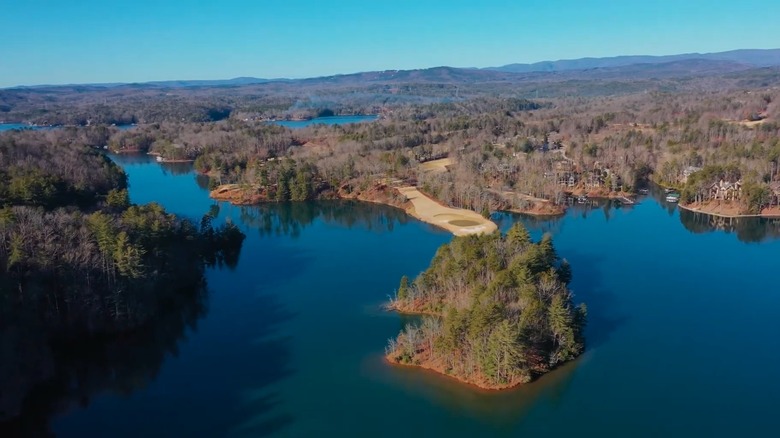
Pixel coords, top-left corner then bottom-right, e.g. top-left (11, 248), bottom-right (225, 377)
top-left (385, 224), bottom-right (586, 390)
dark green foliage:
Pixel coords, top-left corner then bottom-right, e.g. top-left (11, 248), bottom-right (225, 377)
top-left (388, 223), bottom-right (586, 386)
top-left (681, 164), bottom-right (742, 203)
top-left (398, 275), bottom-right (410, 300)
top-left (0, 134), bottom-right (246, 337)
top-left (106, 188), bottom-right (130, 210)
top-left (742, 181), bottom-right (771, 214)
top-left (0, 134), bottom-right (127, 208)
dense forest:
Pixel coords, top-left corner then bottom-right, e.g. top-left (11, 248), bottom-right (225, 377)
top-left (385, 224), bottom-right (586, 389)
top-left (0, 131), bottom-right (245, 433)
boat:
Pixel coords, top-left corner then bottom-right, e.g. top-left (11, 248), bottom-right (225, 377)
top-left (576, 195), bottom-right (588, 204)
top-left (665, 193), bottom-right (680, 203)
top-left (638, 188), bottom-right (649, 194)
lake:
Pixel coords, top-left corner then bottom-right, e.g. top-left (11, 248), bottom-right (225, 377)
top-left (270, 115), bottom-right (378, 128)
top-left (0, 123), bottom-right (49, 131)
top-left (8, 155), bottom-right (780, 437)
top-left (0, 123), bottom-right (136, 132)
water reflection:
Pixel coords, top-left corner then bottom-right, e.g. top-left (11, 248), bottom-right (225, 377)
top-left (238, 201), bottom-right (413, 238)
top-left (678, 209), bottom-right (780, 243)
top-left (495, 197), bottom-right (629, 235)
top-left (159, 162), bottom-right (194, 176)
top-left (374, 353), bottom-right (581, 426)
top-left (496, 193), bottom-right (780, 244)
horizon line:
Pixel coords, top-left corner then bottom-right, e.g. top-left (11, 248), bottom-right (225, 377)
top-left (3, 47), bottom-right (779, 90)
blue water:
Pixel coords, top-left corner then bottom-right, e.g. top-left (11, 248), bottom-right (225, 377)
top-left (0, 123), bottom-right (135, 131)
top-left (0, 123), bottom-right (45, 131)
top-left (40, 156), bottom-right (780, 436)
top-left (270, 115), bottom-right (377, 128)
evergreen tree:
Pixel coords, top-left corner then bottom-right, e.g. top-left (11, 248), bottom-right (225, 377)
top-left (398, 275), bottom-right (410, 300)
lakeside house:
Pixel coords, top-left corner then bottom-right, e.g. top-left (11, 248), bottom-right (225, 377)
top-left (709, 179), bottom-right (742, 201)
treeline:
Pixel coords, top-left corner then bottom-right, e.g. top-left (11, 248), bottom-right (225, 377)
top-left (0, 131), bottom-right (126, 208)
top-left (0, 202), bottom-right (244, 332)
top-left (206, 158), bottom-right (328, 202)
top-left (386, 224), bottom-right (586, 389)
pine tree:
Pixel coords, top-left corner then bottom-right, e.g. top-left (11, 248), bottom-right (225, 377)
top-left (506, 223), bottom-right (531, 247)
top-left (398, 275), bottom-right (410, 300)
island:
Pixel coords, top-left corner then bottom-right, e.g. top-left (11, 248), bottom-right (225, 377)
top-left (385, 223), bottom-right (586, 390)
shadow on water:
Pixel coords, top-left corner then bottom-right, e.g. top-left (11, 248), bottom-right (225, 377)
top-left (0, 279), bottom-right (211, 437)
top-left (217, 292), bottom-right (297, 438)
top-left (0, 217), bottom-right (298, 437)
top-left (562, 251), bottom-right (627, 349)
top-left (0, 284), bottom-right (298, 438)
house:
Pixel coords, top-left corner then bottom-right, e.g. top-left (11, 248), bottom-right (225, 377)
top-left (584, 170), bottom-right (603, 188)
top-left (709, 180), bottom-right (742, 201)
top-left (557, 172), bottom-right (577, 187)
top-left (681, 166), bottom-right (702, 183)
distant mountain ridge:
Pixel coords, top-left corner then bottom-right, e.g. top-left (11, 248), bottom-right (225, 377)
top-left (5, 48), bottom-right (780, 89)
top-left (486, 48), bottom-right (780, 73)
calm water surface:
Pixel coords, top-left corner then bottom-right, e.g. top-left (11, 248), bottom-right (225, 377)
top-left (0, 123), bottom-right (136, 131)
top-left (0, 123), bottom-right (49, 131)
top-left (36, 156), bottom-right (780, 436)
top-left (270, 115), bottom-right (377, 128)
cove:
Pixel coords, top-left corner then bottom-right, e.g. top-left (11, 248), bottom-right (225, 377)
top-left (0, 123), bottom-right (52, 131)
top-left (8, 154), bottom-right (777, 437)
top-left (269, 115), bottom-right (378, 128)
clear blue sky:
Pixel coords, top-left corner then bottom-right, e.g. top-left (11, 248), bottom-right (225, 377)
top-left (1, 0), bottom-right (779, 87)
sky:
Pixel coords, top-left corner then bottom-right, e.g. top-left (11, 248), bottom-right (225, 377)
top-left (1, 0), bottom-right (779, 87)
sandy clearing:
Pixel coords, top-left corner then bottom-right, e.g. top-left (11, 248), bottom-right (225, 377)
top-left (420, 158), bottom-right (453, 173)
top-left (397, 186), bottom-right (498, 236)
top-left (735, 120), bottom-right (766, 128)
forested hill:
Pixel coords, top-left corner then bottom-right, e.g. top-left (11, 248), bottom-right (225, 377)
top-left (0, 130), bottom-right (126, 208)
top-left (0, 129), bottom-right (245, 432)
top-left (0, 129), bottom-right (245, 333)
